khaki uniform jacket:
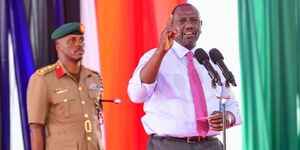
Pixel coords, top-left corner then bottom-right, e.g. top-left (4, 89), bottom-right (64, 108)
top-left (27, 60), bottom-right (104, 150)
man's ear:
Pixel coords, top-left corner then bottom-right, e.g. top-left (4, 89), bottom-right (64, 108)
top-left (56, 45), bottom-right (60, 52)
top-left (55, 41), bottom-right (61, 52)
top-left (199, 20), bottom-right (203, 34)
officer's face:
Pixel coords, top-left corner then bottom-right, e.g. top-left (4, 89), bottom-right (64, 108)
top-left (173, 6), bottom-right (201, 50)
top-left (57, 34), bottom-right (85, 62)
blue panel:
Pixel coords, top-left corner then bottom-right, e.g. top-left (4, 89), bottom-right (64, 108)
top-left (0, 0), bottom-right (10, 149)
top-left (8, 0), bottom-right (35, 149)
top-left (52, 0), bottom-right (65, 27)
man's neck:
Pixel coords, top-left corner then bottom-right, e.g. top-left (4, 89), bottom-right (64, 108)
top-left (175, 40), bottom-right (196, 50)
top-left (59, 58), bottom-right (81, 74)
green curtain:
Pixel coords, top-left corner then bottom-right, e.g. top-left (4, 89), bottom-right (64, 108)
top-left (238, 0), bottom-right (300, 150)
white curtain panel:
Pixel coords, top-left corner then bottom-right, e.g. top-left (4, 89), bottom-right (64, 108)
top-left (188, 1), bottom-right (242, 150)
top-left (80, 0), bottom-right (101, 73)
top-left (9, 33), bottom-right (25, 150)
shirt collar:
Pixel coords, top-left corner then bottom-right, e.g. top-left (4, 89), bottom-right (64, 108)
top-left (172, 41), bottom-right (198, 59)
top-left (55, 60), bottom-right (91, 79)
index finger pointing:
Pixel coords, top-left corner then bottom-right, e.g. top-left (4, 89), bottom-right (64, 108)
top-left (165, 15), bottom-right (174, 27)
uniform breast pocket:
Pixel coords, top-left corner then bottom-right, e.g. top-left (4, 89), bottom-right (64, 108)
top-left (51, 92), bottom-right (76, 117)
top-left (88, 90), bottom-right (101, 100)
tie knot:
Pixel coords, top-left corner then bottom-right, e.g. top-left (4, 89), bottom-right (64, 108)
top-left (187, 52), bottom-right (194, 61)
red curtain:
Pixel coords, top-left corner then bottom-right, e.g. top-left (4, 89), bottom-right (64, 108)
top-left (95, 0), bottom-right (186, 149)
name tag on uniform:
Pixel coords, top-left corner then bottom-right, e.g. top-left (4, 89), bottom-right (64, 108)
top-left (54, 88), bottom-right (69, 94)
top-left (89, 84), bottom-right (101, 91)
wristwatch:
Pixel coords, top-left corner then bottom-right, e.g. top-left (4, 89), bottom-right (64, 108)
top-left (226, 112), bottom-right (235, 126)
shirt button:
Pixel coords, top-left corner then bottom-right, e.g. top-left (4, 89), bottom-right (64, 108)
top-left (78, 87), bottom-right (82, 91)
top-left (84, 114), bottom-right (89, 118)
top-left (81, 101), bottom-right (86, 104)
top-left (87, 136), bottom-right (92, 141)
top-left (63, 99), bottom-right (68, 102)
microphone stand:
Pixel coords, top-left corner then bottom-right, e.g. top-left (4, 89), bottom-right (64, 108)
top-left (214, 83), bottom-right (231, 150)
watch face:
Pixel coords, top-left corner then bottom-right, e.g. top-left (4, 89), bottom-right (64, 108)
top-left (226, 113), bottom-right (234, 126)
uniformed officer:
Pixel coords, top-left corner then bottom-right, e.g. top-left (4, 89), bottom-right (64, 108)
top-left (27, 22), bottom-right (104, 150)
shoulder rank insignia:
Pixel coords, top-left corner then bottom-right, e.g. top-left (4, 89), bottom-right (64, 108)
top-left (36, 64), bottom-right (56, 76)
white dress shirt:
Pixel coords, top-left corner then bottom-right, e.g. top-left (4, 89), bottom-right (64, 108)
top-left (128, 41), bottom-right (242, 137)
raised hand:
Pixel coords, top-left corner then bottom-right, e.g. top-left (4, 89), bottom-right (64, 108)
top-left (158, 15), bottom-right (178, 52)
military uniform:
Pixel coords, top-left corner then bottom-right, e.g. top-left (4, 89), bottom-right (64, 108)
top-left (27, 60), bottom-right (104, 150)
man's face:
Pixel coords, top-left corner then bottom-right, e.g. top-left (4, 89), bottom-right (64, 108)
top-left (56, 34), bottom-right (85, 62)
top-left (172, 6), bottom-right (201, 50)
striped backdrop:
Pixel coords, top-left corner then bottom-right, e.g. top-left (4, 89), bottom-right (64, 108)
top-left (3, 0), bottom-right (299, 150)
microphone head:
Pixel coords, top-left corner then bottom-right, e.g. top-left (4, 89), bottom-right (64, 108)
top-left (209, 48), bottom-right (224, 64)
top-left (195, 48), bottom-right (209, 65)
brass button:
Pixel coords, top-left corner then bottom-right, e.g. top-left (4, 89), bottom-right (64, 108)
top-left (96, 96), bottom-right (100, 100)
top-left (81, 101), bottom-right (85, 104)
top-left (87, 136), bottom-right (91, 141)
top-left (63, 99), bottom-right (68, 102)
top-left (84, 114), bottom-right (88, 118)
top-left (78, 87), bottom-right (82, 91)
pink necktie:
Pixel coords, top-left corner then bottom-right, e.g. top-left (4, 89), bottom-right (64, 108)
top-left (186, 52), bottom-right (209, 137)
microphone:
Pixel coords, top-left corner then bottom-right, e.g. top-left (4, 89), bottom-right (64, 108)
top-left (195, 48), bottom-right (222, 88)
top-left (209, 48), bottom-right (237, 87)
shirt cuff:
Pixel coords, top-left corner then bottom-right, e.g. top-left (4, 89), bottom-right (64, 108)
top-left (227, 109), bottom-right (242, 127)
top-left (128, 74), bottom-right (157, 103)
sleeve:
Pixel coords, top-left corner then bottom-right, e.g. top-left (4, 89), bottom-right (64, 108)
top-left (27, 74), bottom-right (49, 125)
top-left (224, 89), bottom-right (243, 126)
top-left (211, 60), bottom-right (242, 126)
top-left (127, 49), bottom-right (157, 103)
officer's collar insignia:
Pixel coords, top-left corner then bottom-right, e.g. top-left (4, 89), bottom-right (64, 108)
top-left (55, 65), bottom-right (65, 78)
top-left (89, 83), bottom-right (101, 91)
top-left (54, 88), bottom-right (69, 94)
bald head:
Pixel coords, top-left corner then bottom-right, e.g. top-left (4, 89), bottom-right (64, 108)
top-left (172, 3), bottom-right (199, 15)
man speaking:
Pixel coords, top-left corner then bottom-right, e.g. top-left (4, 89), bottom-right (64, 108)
top-left (128, 3), bottom-right (242, 150)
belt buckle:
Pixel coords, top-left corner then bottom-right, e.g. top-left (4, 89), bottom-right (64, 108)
top-left (84, 120), bottom-right (92, 132)
top-left (187, 136), bottom-right (201, 143)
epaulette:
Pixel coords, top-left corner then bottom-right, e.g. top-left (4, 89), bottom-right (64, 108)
top-left (88, 68), bottom-right (103, 85)
top-left (35, 64), bottom-right (56, 76)
top-left (88, 68), bottom-right (100, 76)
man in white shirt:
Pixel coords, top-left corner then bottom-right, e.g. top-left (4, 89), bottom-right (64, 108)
top-left (127, 3), bottom-right (242, 150)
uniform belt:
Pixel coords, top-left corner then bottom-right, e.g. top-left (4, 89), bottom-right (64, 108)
top-left (151, 134), bottom-right (216, 143)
